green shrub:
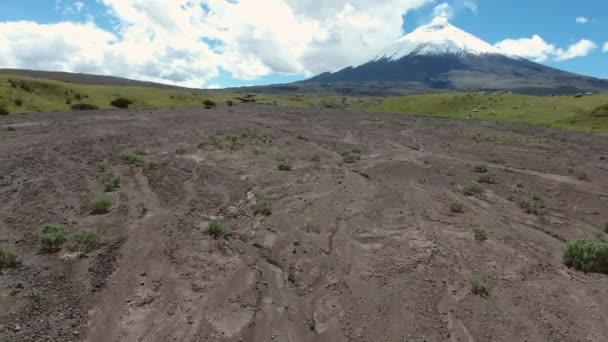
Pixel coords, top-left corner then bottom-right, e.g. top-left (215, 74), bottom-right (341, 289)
top-left (0, 248), bottom-right (20, 270)
top-left (518, 195), bottom-right (546, 215)
top-left (14, 99), bottom-right (23, 106)
top-left (478, 174), bottom-right (497, 184)
top-left (0, 106), bottom-right (9, 115)
top-left (341, 150), bottom-right (361, 164)
top-left (67, 230), bottom-right (105, 253)
top-left (90, 196), bottom-right (112, 215)
top-left (474, 164), bottom-right (489, 173)
top-left (120, 151), bottom-right (146, 166)
top-left (254, 200), bottom-right (272, 216)
top-left (226, 100), bottom-right (234, 106)
top-left (473, 228), bottom-right (489, 241)
top-left (470, 276), bottom-right (490, 297)
top-left (563, 239), bottom-right (608, 274)
top-left (203, 100), bottom-right (216, 109)
top-left (103, 175), bottom-right (121, 192)
top-left (71, 103), bottom-right (98, 111)
top-left (311, 154), bottom-right (321, 163)
top-left (40, 224), bottom-right (69, 252)
top-left (207, 220), bottom-right (232, 239)
top-left (463, 182), bottom-right (484, 197)
top-left (278, 162), bottom-right (292, 171)
top-left (450, 201), bottom-right (464, 214)
top-left (146, 161), bottom-right (159, 170)
top-left (97, 163), bottom-right (109, 173)
top-left (110, 98), bottom-right (133, 109)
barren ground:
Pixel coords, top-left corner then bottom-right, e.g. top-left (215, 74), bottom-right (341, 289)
top-left (1, 105), bottom-right (608, 342)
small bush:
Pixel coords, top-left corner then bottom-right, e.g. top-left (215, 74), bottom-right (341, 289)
top-left (207, 220), bottom-right (232, 239)
top-left (577, 172), bottom-right (590, 181)
top-left (65, 98), bottom-right (72, 105)
top-left (0, 106), bottom-right (9, 115)
top-left (311, 154), bottom-right (321, 163)
top-left (604, 222), bottom-right (608, 234)
top-left (14, 99), bottom-right (23, 106)
top-left (67, 230), bottom-right (105, 253)
top-left (463, 182), bottom-right (484, 197)
top-left (120, 151), bottom-right (146, 166)
top-left (278, 162), bottom-right (292, 171)
top-left (175, 148), bottom-right (186, 155)
top-left (7, 126), bottom-right (16, 132)
top-left (470, 276), bottom-right (490, 297)
top-left (146, 161), bottom-right (159, 170)
top-left (104, 175), bottom-right (121, 192)
top-left (71, 103), bottom-right (98, 111)
top-left (110, 98), bottom-right (133, 109)
top-left (97, 163), bottom-right (109, 173)
top-left (474, 164), bottom-right (489, 173)
top-left (341, 150), bottom-right (361, 164)
top-left (450, 201), bottom-right (464, 214)
top-left (226, 100), bottom-right (234, 106)
top-left (0, 249), bottom-right (20, 270)
top-left (563, 239), bottom-right (608, 274)
top-left (40, 224), bottom-right (69, 252)
top-left (255, 200), bottom-right (272, 216)
top-left (518, 196), bottom-right (546, 215)
top-left (473, 228), bottom-right (489, 241)
top-left (478, 174), bottom-right (497, 184)
top-left (90, 196), bottom-right (112, 215)
top-left (203, 100), bottom-right (216, 109)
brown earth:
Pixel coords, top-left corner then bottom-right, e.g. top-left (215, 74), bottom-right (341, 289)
top-left (1, 104), bottom-right (608, 342)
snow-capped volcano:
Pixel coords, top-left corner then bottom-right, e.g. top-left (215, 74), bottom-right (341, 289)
top-left (267, 17), bottom-right (608, 96)
top-left (374, 16), bottom-right (509, 60)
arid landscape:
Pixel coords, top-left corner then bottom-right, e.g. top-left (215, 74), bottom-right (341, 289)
top-left (1, 104), bottom-right (607, 341)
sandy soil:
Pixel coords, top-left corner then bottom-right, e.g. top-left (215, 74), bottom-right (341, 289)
top-left (1, 104), bottom-right (608, 342)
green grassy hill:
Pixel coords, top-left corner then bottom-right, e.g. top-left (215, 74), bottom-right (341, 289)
top-left (1, 73), bottom-right (607, 132)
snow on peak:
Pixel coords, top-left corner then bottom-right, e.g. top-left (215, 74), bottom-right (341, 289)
top-left (374, 16), bottom-right (509, 61)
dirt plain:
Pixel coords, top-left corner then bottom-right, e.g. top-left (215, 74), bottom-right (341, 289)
top-left (1, 104), bottom-right (608, 342)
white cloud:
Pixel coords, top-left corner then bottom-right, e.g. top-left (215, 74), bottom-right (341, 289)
top-left (603, 42), bottom-right (608, 53)
top-left (0, 0), bottom-right (433, 87)
top-left (433, 2), bottom-right (453, 19)
top-left (464, 0), bottom-right (477, 13)
top-left (575, 17), bottom-right (588, 24)
top-left (554, 39), bottom-right (597, 61)
top-left (495, 35), bottom-right (597, 62)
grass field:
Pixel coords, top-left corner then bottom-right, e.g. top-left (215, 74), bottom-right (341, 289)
top-left (1, 74), bottom-right (607, 132)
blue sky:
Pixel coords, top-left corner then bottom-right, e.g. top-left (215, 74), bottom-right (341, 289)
top-left (0, 0), bottom-right (606, 88)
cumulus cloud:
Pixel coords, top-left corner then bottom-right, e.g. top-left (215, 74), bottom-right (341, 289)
top-left (464, 0), bottom-right (477, 13)
top-left (575, 17), bottom-right (588, 24)
top-left (554, 39), bottom-right (597, 61)
top-left (495, 35), bottom-right (597, 62)
top-left (603, 42), bottom-right (608, 53)
top-left (0, 0), bottom-right (433, 87)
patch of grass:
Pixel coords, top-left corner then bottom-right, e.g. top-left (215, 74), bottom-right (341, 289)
top-left (0, 106), bottom-right (8, 115)
top-left (463, 182), bottom-right (484, 197)
top-left (474, 164), bottom-right (489, 173)
top-left (341, 149), bottom-right (362, 164)
top-left (103, 175), bottom-right (121, 192)
top-left (40, 224), bottom-right (69, 252)
top-left (67, 230), bottom-right (105, 253)
top-left (207, 220), bottom-right (232, 239)
top-left (254, 200), bottom-right (272, 216)
top-left (470, 276), bottom-right (490, 297)
top-left (450, 201), bottom-right (464, 214)
top-left (278, 162), bottom-right (293, 171)
top-left (96, 162), bottom-right (109, 173)
top-left (90, 196), bottom-right (112, 215)
top-left (563, 238), bottom-right (608, 274)
top-left (518, 195), bottom-right (546, 215)
top-left (473, 228), bottom-right (489, 241)
top-left (120, 151), bottom-right (146, 166)
top-left (0, 248), bottom-right (20, 270)
top-left (478, 173), bottom-right (497, 184)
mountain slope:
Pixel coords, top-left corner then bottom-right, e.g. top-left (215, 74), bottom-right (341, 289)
top-left (279, 17), bottom-right (608, 96)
